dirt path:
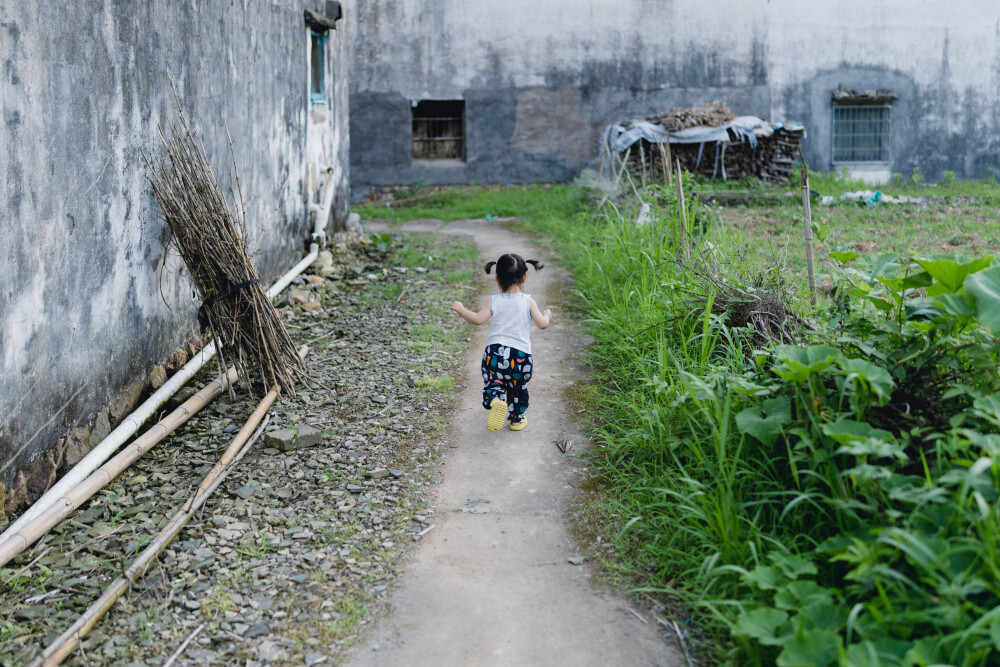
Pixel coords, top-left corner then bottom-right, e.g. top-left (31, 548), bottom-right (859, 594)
top-left (349, 219), bottom-right (680, 666)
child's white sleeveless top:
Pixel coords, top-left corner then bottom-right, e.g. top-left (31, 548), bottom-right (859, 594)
top-left (487, 292), bottom-right (532, 354)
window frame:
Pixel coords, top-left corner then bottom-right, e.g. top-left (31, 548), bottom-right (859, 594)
top-left (410, 100), bottom-right (466, 162)
top-left (831, 104), bottom-right (892, 165)
top-left (309, 30), bottom-right (328, 104)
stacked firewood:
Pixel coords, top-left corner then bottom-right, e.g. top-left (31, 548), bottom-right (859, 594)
top-left (626, 125), bottom-right (805, 184)
top-left (646, 99), bottom-right (737, 131)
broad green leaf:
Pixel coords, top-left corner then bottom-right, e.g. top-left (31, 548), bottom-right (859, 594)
top-left (914, 254), bottom-right (993, 294)
top-left (822, 420), bottom-right (893, 446)
top-left (774, 581), bottom-right (831, 610)
top-left (732, 607), bottom-right (788, 640)
top-left (845, 639), bottom-right (910, 667)
top-left (857, 252), bottom-right (901, 282)
top-left (776, 629), bottom-right (840, 667)
top-left (728, 376), bottom-right (773, 397)
top-left (964, 265), bottom-right (1000, 334)
top-left (829, 250), bottom-right (861, 264)
top-left (838, 358), bottom-right (895, 404)
top-left (768, 552), bottom-right (818, 579)
top-left (973, 392), bottom-right (1000, 426)
top-left (991, 620), bottom-right (1000, 651)
top-left (932, 293), bottom-right (975, 316)
top-left (900, 271), bottom-right (934, 290)
top-left (904, 297), bottom-right (943, 321)
top-left (735, 398), bottom-right (791, 447)
top-left (773, 345), bottom-right (842, 383)
top-left (861, 294), bottom-right (894, 312)
top-left (798, 601), bottom-right (848, 631)
top-left (743, 564), bottom-right (785, 590)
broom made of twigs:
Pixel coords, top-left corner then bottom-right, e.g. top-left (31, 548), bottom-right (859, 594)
top-left (144, 117), bottom-right (308, 395)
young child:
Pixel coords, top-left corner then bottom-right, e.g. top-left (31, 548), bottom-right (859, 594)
top-left (451, 253), bottom-right (552, 432)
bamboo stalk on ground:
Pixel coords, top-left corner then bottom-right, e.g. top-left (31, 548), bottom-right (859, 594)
top-left (800, 161), bottom-right (818, 306)
top-left (27, 348), bottom-right (306, 667)
top-left (0, 366), bottom-right (239, 569)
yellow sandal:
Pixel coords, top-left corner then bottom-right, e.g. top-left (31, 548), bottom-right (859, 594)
top-left (509, 417), bottom-right (527, 431)
top-left (487, 398), bottom-right (508, 432)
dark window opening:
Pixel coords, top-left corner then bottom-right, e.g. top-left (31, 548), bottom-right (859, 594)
top-left (411, 100), bottom-right (465, 160)
top-left (310, 31), bottom-right (327, 103)
top-left (832, 105), bottom-right (890, 163)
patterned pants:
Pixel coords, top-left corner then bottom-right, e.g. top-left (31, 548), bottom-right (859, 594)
top-left (481, 344), bottom-right (533, 423)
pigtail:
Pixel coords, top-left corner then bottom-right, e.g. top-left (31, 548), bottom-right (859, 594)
top-left (525, 259), bottom-right (545, 271)
top-left (484, 261), bottom-right (497, 274)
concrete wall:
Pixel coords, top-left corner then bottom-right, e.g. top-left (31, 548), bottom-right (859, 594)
top-left (0, 1), bottom-right (350, 518)
top-left (348, 0), bottom-right (1000, 190)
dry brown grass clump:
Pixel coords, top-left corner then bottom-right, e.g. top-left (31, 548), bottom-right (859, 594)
top-left (145, 119), bottom-right (308, 395)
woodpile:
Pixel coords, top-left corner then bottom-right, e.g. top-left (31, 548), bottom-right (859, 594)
top-left (646, 99), bottom-right (737, 131)
top-left (625, 125), bottom-right (805, 185)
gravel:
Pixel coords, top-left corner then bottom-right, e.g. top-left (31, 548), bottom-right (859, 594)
top-left (0, 230), bottom-right (476, 666)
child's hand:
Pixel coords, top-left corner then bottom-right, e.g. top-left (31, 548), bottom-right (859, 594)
top-left (544, 308), bottom-right (552, 322)
top-left (451, 301), bottom-right (465, 314)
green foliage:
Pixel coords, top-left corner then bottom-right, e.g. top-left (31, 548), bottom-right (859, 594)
top-left (370, 232), bottom-right (392, 252)
top-left (524, 176), bottom-right (1000, 665)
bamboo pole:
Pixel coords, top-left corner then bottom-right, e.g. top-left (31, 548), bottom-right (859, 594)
top-left (675, 159), bottom-right (689, 258)
top-left (27, 342), bottom-right (304, 667)
top-left (0, 366), bottom-right (239, 569)
top-left (638, 142), bottom-right (648, 190)
top-left (615, 147), bottom-right (631, 190)
top-left (800, 161), bottom-right (818, 306)
top-left (29, 415), bottom-right (270, 667)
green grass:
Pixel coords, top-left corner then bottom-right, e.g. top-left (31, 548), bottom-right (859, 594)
top-left (414, 374), bottom-right (454, 391)
top-left (354, 183), bottom-right (585, 226)
top-left (721, 201), bottom-right (1000, 277)
top-left (697, 167), bottom-right (1000, 204)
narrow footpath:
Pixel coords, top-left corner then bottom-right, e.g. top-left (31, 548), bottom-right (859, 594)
top-left (349, 219), bottom-right (680, 666)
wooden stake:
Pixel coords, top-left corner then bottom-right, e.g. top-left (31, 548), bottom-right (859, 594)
top-left (615, 147), bottom-right (631, 189)
top-left (0, 366), bottom-right (239, 569)
top-left (638, 142), bottom-right (648, 190)
top-left (675, 160), bottom-right (689, 258)
top-left (658, 141), bottom-right (673, 187)
top-left (800, 161), bottom-right (818, 306)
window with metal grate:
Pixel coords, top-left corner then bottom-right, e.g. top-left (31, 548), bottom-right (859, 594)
top-left (411, 100), bottom-right (465, 160)
top-left (832, 105), bottom-right (891, 163)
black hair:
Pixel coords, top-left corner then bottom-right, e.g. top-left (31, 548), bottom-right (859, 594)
top-left (484, 253), bottom-right (544, 291)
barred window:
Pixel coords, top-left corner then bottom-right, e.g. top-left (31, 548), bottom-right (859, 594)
top-left (411, 100), bottom-right (465, 161)
top-left (832, 105), bottom-right (890, 163)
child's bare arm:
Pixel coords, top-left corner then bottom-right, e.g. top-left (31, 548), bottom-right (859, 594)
top-left (451, 300), bottom-right (492, 325)
top-left (529, 298), bottom-right (552, 329)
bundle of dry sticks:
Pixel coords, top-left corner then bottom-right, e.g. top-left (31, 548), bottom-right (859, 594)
top-left (145, 119), bottom-right (308, 395)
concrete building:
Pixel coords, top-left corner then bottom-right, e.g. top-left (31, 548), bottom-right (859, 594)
top-left (348, 0), bottom-right (1000, 191)
top-left (0, 1), bottom-right (350, 519)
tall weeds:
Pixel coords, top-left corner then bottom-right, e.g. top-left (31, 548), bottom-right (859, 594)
top-left (533, 174), bottom-right (1000, 665)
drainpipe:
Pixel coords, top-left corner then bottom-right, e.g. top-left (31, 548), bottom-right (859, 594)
top-left (0, 177), bottom-right (333, 546)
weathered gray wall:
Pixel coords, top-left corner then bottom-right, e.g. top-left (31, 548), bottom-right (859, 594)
top-left (0, 0), bottom-right (350, 515)
top-left (348, 0), bottom-right (1000, 190)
